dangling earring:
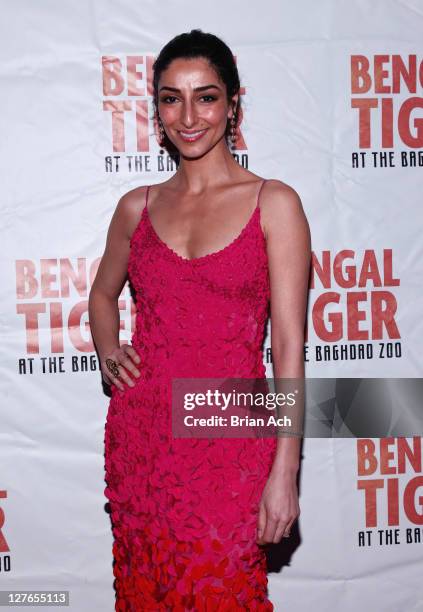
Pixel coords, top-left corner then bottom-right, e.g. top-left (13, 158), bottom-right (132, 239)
top-left (230, 113), bottom-right (237, 149)
top-left (157, 116), bottom-right (165, 145)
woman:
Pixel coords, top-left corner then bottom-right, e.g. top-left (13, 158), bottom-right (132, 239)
top-left (89, 29), bottom-right (311, 610)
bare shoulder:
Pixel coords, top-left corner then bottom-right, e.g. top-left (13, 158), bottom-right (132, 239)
top-left (260, 178), bottom-right (304, 214)
top-left (110, 184), bottom-right (151, 240)
top-left (115, 184), bottom-right (147, 219)
top-left (259, 178), bottom-right (310, 241)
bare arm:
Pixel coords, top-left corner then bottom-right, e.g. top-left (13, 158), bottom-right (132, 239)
top-left (265, 179), bottom-right (311, 475)
top-left (256, 179), bottom-right (311, 545)
top-left (88, 187), bottom-right (146, 391)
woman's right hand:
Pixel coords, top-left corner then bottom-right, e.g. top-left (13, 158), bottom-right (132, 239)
top-left (101, 343), bottom-right (142, 393)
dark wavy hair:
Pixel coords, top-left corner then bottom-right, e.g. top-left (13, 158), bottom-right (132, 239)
top-left (152, 29), bottom-right (242, 150)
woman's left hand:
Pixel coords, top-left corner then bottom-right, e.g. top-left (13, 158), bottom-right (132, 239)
top-left (256, 470), bottom-right (300, 545)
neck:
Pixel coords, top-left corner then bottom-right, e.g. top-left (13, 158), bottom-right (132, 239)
top-left (172, 138), bottom-right (240, 194)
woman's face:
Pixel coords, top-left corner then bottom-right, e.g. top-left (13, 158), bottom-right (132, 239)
top-left (157, 56), bottom-right (237, 156)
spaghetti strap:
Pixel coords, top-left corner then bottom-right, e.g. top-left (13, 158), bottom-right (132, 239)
top-left (145, 185), bottom-right (150, 213)
top-left (256, 179), bottom-right (266, 210)
top-left (130, 186), bottom-right (151, 246)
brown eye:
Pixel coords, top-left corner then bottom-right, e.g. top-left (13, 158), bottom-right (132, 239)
top-left (161, 96), bottom-right (177, 103)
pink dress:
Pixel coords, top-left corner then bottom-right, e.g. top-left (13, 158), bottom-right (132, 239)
top-left (104, 179), bottom-right (277, 610)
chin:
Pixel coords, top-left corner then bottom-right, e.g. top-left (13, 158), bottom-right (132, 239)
top-left (185, 136), bottom-right (226, 156)
top-left (179, 147), bottom-right (211, 160)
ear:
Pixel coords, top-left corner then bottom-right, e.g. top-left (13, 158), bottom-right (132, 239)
top-left (227, 93), bottom-right (239, 120)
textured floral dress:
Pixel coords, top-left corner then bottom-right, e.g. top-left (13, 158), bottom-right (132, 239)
top-left (104, 179), bottom-right (277, 610)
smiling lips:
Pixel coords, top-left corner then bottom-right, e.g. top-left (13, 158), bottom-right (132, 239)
top-left (178, 129), bottom-right (208, 142)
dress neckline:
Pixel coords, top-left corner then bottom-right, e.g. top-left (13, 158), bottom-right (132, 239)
top-left (142, 179), bottom-right (266, 264)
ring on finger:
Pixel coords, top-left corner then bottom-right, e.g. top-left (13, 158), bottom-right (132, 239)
top-left (106, 358), bottom-right (120, 378)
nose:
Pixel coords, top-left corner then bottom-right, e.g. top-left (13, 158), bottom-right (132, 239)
top-left (180, 99), bottom-right (197, 128)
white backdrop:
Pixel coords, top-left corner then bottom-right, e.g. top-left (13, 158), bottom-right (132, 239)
top-left (1, 1), bottom-right (422, 610)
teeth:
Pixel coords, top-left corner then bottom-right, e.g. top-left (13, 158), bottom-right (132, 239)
top-left (180, 130), bottom-right (205, 138)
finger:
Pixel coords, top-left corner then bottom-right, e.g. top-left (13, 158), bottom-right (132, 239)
top-left (273, 519), bottom-right (290, 543)
top-left (113, 364), bottom-right (136, 388)
top-left (256, 503), bottom-right (267, 544)
top-left (102, 373), bottom-right (112, 386)
top-left (281, 515), bottom-right (297, 541)
top-left (259, 513), bottom-right (279, 545)
top-left (123, 344), bottom-right (141, 364)
top-left (105, 371), bottom-right (125, 393)
top-left (103, 359), bottom-right (132, 391)
top-left (119, 353), bottom-right (141, 378)
top-left (283, 516), bottom-right (296, 536)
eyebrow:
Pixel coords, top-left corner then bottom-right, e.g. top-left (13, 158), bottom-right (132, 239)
top-left (159, 84), bottom-right (222, 93)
